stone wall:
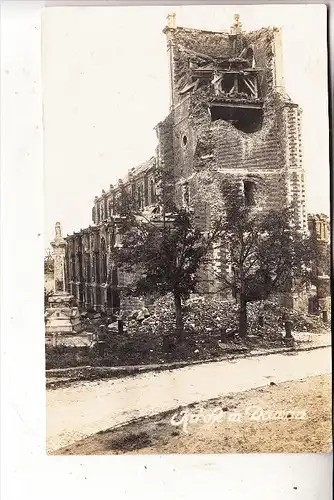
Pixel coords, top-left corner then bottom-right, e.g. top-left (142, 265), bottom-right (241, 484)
top-left (92, 157), bottom-right (156, 225)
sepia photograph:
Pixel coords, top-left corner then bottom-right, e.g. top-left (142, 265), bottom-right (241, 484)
top-left (43, 4), bottom-right (331, 455)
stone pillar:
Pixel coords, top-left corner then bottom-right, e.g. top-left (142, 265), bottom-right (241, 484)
top-left (51, 222), bottom-right (66, 293)
top-left (272, 27), bottom-right (285, 91)
top-left (92, 285), bottom-right (97, 310)
top-left (163, 13), bottom-right (177, 110)
top-left (45, 222), bottom-right (82, 336)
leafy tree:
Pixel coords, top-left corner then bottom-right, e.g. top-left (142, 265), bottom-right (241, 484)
top-left (114, 194), bottom-right (222, 340)
top-left (208, 183), bottom-right (315, 337)
top-left (113, 175), bottom-right (315, 340)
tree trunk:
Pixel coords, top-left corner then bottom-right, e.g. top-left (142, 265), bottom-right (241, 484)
top-left (173, 292), bottom-right (184, 341)
top-left (239, 293), bottom-right (248, 338)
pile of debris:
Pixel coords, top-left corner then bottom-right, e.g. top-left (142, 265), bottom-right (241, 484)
top-left (248, 299), bottom-right (327, 334)
top-left (49, 294), bottom-right (327, 367)
top-left (124, 294), bottom-right (325, 339)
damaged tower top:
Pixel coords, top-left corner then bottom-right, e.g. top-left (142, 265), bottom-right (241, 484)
top-left (163, 13), bottom-right (285, 111)
top-left (159, 13), bottom-right (307, 233)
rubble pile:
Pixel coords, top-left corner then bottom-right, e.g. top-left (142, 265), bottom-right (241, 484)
top-left (126, 294), bottom-right (326, 339)
top-left (248, 299), bottom-right (327, 334)
top-left (46, 295), bottom-right (328, 368)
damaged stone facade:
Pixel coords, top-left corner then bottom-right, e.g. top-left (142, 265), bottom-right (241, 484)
top-left (307, 213), bottom-right (330, 279)
top-left (65, 14), bottom-right (308, 313)
top-left (65, 157), bottom-right (157, 312)
top-left (308, 213), bottom-right (330, 247)
top-left (307, 213), bottom-right (330, 313)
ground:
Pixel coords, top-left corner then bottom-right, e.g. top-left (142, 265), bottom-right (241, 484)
top-left (47, 346), bottom-right (331, 453)
top-left (54, 374), bottom-right (332, 455)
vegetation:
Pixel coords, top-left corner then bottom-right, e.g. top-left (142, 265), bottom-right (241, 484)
top-left (207, 183), bottom-right (315, 337)
top-left (114, 179), bottom-right (316, 339)
top-left (115, 198), bottom-right (223, 340)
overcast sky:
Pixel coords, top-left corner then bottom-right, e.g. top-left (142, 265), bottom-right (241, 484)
top-left (42, 4), bottom-right (330, 245)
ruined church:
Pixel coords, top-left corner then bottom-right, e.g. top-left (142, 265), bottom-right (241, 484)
top-left (65, 14), bottom-right (307, 314)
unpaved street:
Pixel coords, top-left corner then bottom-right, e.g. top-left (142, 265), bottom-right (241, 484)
top-left (47, 346), bottom-right (331, 452)
top-left (57, 374), bottom-right (332, 455)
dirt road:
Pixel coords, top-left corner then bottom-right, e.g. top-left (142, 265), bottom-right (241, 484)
top-left (47, 346), bottom-right (331, 452)
top-left (56, 374), bottom-right (332, 454)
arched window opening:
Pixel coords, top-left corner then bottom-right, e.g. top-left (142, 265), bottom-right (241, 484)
top-left (108, 201), bottom-right (113, 218)
top-left (95, 251), bottom-right (100, 284)
top-left (92, 206), bottom-right (96, 224)
top-left (95, 286), bottom-right (101, 307)
top-left (112, 267), bottom-right (118, 286)
top-left (85, 253), bottom-right (91, 282)
top-left (182, 182), bottom-right (190, 208)
top-left (150, 179), bottom-right (156, 204)
top-left (99, 203), bottom-right (104, 222)
top-left (91, 254), bottom-right (96, 282)
top-left (77, 252), bottom-right (83, 282)
top-left (79, 283), bottom-right (84, 304)
top-left (71, 254), bottom-right (76, 281)
top-left (101, 237), bottom-right (107, 283)
top-left (107, 286), bottom-right (113, 309)
top-left (243, 180), bottom-right (257, 206)
top-left (137, 184), bottom-right (144, 210)
top-left (131, 183), bottom-right (136, 201)
top-left (86, 287), bottom-right (92, 308)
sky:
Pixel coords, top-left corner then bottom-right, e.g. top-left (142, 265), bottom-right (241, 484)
top-left (42, 4), bottom-right (330, 245)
